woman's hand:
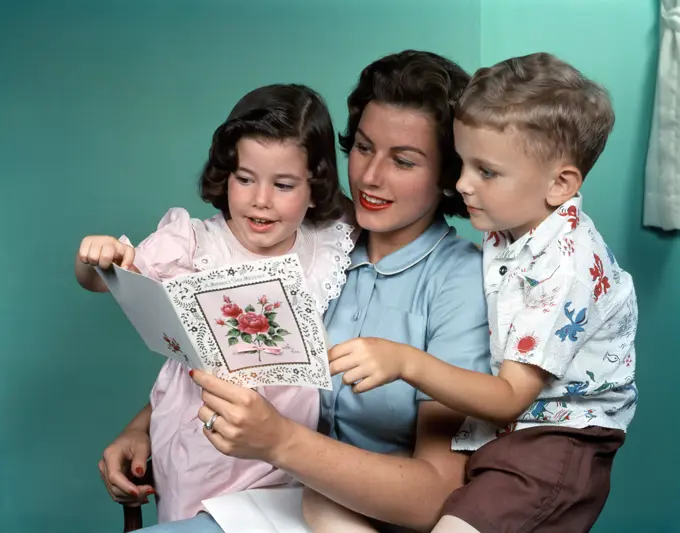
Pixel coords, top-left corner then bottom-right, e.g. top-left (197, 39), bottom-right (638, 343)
top-left (98, 426), bottom-right (154, 506)
top-left (191, 370), bottom-right (297, 465)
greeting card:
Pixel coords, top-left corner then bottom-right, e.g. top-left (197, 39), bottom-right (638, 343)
top-left (96, 254), bottom-right (331, 389)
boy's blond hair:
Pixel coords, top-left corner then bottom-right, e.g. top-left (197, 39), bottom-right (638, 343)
top-left (456, 52), bottom-right (614, 178)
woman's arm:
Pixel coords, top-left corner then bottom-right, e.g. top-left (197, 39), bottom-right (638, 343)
top-left (278, 401), bottom-right (467, 530)
top-left (126, 402), bottom-right (153, 433)
top-left (193, 371), bottom-right (467, 531)
top-left (99, 403), bottom-right (153, 502)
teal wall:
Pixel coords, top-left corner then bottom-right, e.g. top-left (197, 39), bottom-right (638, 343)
top-left (1, 1), bottom-right (675, 532)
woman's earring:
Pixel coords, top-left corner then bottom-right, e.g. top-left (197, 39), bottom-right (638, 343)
top-left (442, 189), bottom-right (455, 197)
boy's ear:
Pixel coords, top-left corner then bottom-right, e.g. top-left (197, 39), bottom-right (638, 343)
top-left (547, 164), bottom-right (582, 207)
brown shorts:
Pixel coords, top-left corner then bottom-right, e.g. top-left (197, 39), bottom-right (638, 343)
top-left (442, 425), bottom-right (625, 533)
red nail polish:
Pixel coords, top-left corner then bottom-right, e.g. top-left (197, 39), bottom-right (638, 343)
top-left (147, 488), bottom-right (156, 495)
top-left (130, 490), bottom-right (139, 497)
top-left (135, 467), bottom-right (144, 476)
top-left (189, 369), bottom-right (194, 377)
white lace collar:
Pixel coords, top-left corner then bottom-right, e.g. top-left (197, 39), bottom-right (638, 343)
top-left (191, 214), bottom-right (354, 315)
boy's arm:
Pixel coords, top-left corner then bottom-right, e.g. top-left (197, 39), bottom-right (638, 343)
top-left (331, 272), bottom-right (594, 427)
top-left (402, 352), bottom-right (549, 426)
top-left (404, 273), bottom-right (592, 426)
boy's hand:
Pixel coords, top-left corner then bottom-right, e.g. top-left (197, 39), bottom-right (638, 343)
top-left (328, 338), bottom-right (412, 393)
top-left (78, 235), bottom-right (136, 270)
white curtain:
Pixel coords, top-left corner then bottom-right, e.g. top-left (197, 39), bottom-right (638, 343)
top-left (644, 0), bottom-right (680, 231)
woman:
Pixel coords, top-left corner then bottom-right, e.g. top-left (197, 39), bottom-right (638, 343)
top-left (187, 50), bottom-right (491, 532)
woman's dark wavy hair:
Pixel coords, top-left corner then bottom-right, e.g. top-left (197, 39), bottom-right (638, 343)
top-left (200, 84), bottom-right (347, 223)
top-left (338, 50), bottom-right (471, 218)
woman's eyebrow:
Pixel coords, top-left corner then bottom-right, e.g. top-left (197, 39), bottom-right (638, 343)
top-left (391, 145), bottom-right (427, 158)
top-left (356, 128), bottom-right (427, 158)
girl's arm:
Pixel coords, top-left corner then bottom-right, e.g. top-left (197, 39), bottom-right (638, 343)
top-left (75, 235), bottom-right (136, 292)
top-left (75, 254), bottom-right (109, 292)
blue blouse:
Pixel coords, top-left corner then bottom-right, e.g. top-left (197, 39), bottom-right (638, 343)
top-left (321, 217), bottom-right (491, 455)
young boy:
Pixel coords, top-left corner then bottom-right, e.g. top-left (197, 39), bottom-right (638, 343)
top-left (328, 52), bottom-right (638, 533)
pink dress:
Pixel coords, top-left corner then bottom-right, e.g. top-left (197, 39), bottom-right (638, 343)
top-left (125, 208), bottom-right (354, 523)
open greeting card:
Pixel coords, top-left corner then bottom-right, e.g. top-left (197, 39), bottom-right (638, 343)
top-left (96, 254), bottom-right (331, 390)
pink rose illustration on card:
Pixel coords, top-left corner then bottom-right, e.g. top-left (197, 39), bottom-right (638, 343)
top-left (196, 280), bottom-right (308, 372)
top-left (162, 333), bottom-right (189, 364)
top-left (214, 295), bottom-right (290, 362)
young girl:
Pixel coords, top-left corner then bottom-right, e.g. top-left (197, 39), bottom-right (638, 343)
top-left (75, 83), bottom-right (355, 524)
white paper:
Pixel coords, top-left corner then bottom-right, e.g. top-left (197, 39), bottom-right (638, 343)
top-left (96, 265), bottom-right (200, 368)
top-left (202, 486), bottom-right (310, 533)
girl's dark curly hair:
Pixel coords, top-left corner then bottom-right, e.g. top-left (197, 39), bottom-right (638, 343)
top-left (200, 84), bottom-right (347, 223)
top-left (339, 50), bottom-right (471, 218)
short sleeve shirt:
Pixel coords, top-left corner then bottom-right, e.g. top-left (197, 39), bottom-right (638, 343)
top-left (321, 217), bottom-right (491, 455)
top-left (453, 195), bottom-right (638, 451)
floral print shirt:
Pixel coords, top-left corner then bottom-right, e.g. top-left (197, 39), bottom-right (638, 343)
top-left (453, 194), bottom-right (638, 451)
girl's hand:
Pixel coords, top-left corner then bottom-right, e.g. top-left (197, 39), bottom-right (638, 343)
top-left (191, 370), bottom-right (296, 465)
top-left (328, 338), bottom-right (412, 393)
top-left (78, 235), bottom-right (136, 270)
